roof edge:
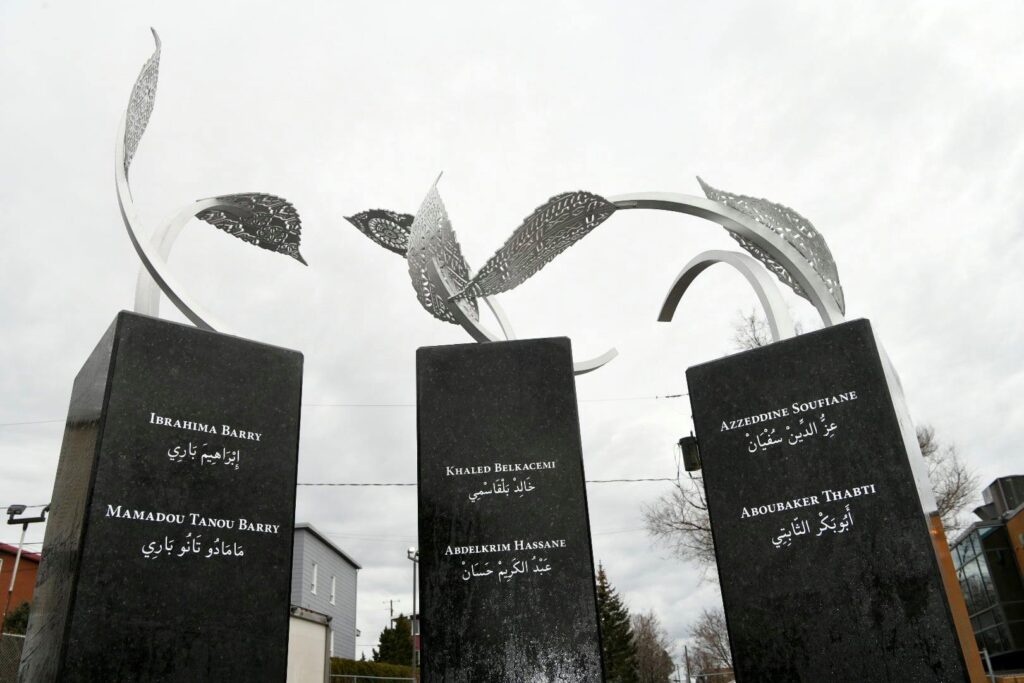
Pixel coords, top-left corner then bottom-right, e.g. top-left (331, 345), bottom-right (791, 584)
top-left (294, 523), bottom-right (362, 569)
top-left (0, 543), bottom-right (42, 562)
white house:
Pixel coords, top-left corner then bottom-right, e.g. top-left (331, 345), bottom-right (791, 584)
top-left (290, 523), bottom-right (361, 659)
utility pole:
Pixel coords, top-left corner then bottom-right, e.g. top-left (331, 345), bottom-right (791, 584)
top-left (1, 504), bottom-right (48, 643)
top-left (382, 599), bottom-right (401, 620)
top-left (684, 645), bottom-right (692, 683)
top-left (407, 548), bottom-right (419, 679)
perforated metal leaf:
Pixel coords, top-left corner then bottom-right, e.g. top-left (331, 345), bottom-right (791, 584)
top-left (123, 29), bottom-right (161, 175)
top-left (345, 209), bottom-right (414, 256)
top-left (196, 193), bottom-right (307, 265)
top-left (457, 191), bottom-right (618, 299)
top-left (698, 177), bottom-right (845, 314)
top-left (406, 186), bottom-right (478, 324)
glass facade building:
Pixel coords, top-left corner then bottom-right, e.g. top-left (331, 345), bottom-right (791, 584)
top-left (951, 476), bottom-right (1024, 672)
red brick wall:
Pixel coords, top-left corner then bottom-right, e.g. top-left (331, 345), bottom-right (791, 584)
top-left (0, 545), bottom-right (40, 618)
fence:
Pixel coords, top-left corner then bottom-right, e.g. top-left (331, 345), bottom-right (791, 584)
top-left (0, 634), bottom-right (24, 683)
top-left (330, 677), bottom-right (415, 682)
top-left (688, 672), bottom-right (736, 682)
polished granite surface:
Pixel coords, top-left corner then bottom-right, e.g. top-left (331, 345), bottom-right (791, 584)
top-left (20, 312), bottom-right (303, 682)
top-left (687, 319), bottom-right (968, 682)
top-left (417, 338), bottom-right (603, 682)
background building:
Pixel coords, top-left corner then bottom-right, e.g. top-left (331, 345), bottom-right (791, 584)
top-left (291, 523), bottom-right (360, 659)
top-left (0, 543), bottom-right (40, 627)
top-left (951, 476), bottom-right (1024, 673)
top-left (287, 605), bottom-right (331, 683)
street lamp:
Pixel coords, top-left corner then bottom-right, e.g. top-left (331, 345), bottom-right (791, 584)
top-left (678, 434), bottom-right (701, 472)
top-left (2, 503), bottom-right (49, 640)
top-left (406, 547), bottom-right (419, 678)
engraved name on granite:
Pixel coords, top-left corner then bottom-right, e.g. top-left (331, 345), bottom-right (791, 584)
top-left (416, 338), bottom-right (603, 682)
top-left (19, 312), bottom-right (303, 683)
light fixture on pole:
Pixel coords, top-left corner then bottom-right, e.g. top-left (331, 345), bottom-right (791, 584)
top-left (406, 547), bottom-right (419, 676)
top-left (678, 434), bottom-right (701, 472)
top-left (2, 503), bottom-right (49, 641)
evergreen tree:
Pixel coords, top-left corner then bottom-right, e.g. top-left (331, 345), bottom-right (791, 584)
top-left (2, 601), bottom-right (30, 635)
top-left (372, 613), bottom-right (413, 666)
top-left (596, 564), bottom-right (638, 682)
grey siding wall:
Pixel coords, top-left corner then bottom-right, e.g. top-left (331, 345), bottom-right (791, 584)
top-left (290, 536), bottom-right (305, 605)
top-left (291, 529), bottom-right (358, 659)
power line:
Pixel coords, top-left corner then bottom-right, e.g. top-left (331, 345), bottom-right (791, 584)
top-left (0, 542), bottom-right (43, 546)
top-left (299, 482), bottom-right (416, 487)
top-left (303, 403), bottom-right (414, 408)
top-left (304, 394), bottom-right (687, 407)
top-left (0, 392), bottom-right (688, 428)
top-left (321, 526), bottom-right (644, 545)
top-left (586, 478), bottom-right (675, 483)
top-left (297, 477), bottom-right (674, 487)
top-left (579, 393), bottom-right (687, 402)
top-left (328, 534), bottom-right (414, 542)
top-left (4, 527), bottom-right (651, 548)
top-left (593, 527), bottom-right (647, 536)
top-left (0, 420), bottom-right (63, 428)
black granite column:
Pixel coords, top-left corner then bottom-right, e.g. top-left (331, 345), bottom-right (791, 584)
top-left (416, 338), bottom-right (604, 682)
top-left (686, 319), bottom-right (969, 682)
top-left (19, 311), bottom-right (303, 682)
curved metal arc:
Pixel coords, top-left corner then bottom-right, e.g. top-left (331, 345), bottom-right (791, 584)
top-left (482, 296), bottom-right (516, 341)
top-left (608, 192), bottom-right (846, 329)
top-left (115, 112), bottom-right (231, 333)
top-left (659, 250), bottom-right (796, 342)
top-left (425, 257), bottom-right (517, 345)
top-left (134, 198), bottom-right (222, 317)
top-left (133, 196), bottom-right (295, 317)
top-left (425, 257), bottom-right (617, 375)
top-left (572, 347), bottom-right (619, 376)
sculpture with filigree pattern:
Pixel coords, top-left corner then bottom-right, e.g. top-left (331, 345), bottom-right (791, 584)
top-left (345, 174), bottom-right (845, 375)
top-left (116, 29), bottom-right (849, 376)
top-left (116, 29), bottom-right (307, 335)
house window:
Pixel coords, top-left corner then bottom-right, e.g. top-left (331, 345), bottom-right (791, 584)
top-left (311, 562), bottom-right (318, 594)
top-left (330, 576), bottom-right (336, 605)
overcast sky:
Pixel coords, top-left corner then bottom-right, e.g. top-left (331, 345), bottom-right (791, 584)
top-left (2, 0), bottom-right (1022, 664)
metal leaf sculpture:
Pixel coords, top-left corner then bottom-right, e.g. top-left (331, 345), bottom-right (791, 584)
top-left (123, 28), bottom-right (161, 176)
top-left (455, 191), bottom-right (618, 299)
top-left (196, 193), bottom-right (307, 265)
top-left (406, 185), bottom-right (479, 323)
top-left (118, 30), bottom-right (308, 335)
top-left (345, 209), bottom-right (415, 256)
top-left (697, 177), bottom-right (845, 314)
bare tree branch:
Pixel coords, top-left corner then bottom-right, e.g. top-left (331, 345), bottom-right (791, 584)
top-left (644, 312), bottom-right (980, 577)
top-left (631, 611), bottom-right (675, 683)
top-left (688, 608), bottom-right (733, 677)
top-left (731, 308), bottom-right (772, 351)
top-left (642, 473), bottom-right (717, 580)
top-left (731, 308), bottom-right (803, 351)
top-left (917, 424), bottom-right (979, 533)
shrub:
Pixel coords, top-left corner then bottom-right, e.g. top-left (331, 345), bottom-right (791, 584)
top-left (330, 657), bottom-right (415, 681)
top-left (2, 602), bottom-right (30, 635)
